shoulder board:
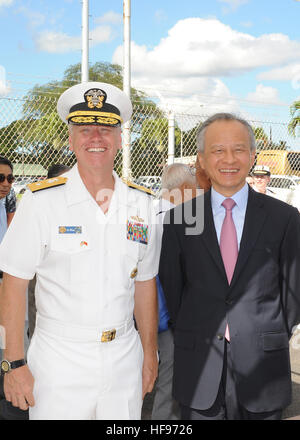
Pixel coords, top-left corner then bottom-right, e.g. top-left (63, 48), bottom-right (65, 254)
top-left (122, 179), bottom-right (155, 196)
top-left (27, 177), bottom-right (68, 193)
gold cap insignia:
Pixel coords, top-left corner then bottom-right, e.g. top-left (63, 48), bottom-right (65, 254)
top-left (84, 88), bottom-right (106, 109)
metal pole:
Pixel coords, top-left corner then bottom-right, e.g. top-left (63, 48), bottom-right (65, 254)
top-left (168, 111), bottom-right (175, 164)
top-left (122, 0), bottom-right (131, 180)
top-left (81, 0), bottom-right (89, 83)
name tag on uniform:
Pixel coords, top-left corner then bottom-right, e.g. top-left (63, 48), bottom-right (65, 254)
top-left (58, 226), bottom-right (82, 234)
top-left (127, 220), bottom-right (148, 245)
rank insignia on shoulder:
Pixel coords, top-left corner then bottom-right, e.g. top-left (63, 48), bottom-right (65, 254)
top-left (122, 178), bottom-right (155, 196)
top-left (27, 177), bottom-right (68, 193)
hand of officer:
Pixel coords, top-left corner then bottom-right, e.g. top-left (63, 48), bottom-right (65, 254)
top-left (142, 351), bottom-right (158, 399)
top-left (4, 365), bottom-right (35, 410)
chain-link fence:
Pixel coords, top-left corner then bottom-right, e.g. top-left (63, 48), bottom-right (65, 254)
top-left (0, 93), bottom-right (299, 195)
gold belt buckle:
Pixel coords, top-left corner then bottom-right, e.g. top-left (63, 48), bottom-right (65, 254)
top-left (101, 329), bottom-right (116, 343)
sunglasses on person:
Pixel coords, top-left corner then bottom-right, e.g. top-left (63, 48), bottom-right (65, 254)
top-left (0, 173), bottom-right (15, 184)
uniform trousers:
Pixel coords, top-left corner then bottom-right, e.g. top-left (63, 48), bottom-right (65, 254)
top-left (180, 340), bottom-right (283, 420)
top-left (28, 317), bottom-right (144, 420)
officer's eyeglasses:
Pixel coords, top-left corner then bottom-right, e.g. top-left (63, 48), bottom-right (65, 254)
top-left (0, 173), bottom-right (15, 184)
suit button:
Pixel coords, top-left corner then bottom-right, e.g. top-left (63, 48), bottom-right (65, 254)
top-left (226, 299), bottom-right (233, 305)
top-left (217, 334), bottom-right (224, 341)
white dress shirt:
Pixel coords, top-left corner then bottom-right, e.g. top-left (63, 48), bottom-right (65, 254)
top-left (211, 183), bottom-right (249, 249)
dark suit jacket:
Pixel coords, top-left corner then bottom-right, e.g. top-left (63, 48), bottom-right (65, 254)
top-left (159, 187), bottom-right (300, 412)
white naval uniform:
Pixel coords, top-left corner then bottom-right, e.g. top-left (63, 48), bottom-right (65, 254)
top-left (0, 165), bottom-right (159, 420)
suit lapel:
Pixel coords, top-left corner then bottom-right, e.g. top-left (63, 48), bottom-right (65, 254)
top-left (230, 188), bottom-right (267, 287)
top-left (201, 191), bottom-right (227, 280)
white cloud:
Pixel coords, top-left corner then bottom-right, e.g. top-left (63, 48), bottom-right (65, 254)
top-left (218, 0), bottom-right (249, 12)
top-left (0, 66), bottom-right (11, 96)
top-left (240, 21), bottom-right (253, 28)
top-left (155, 9), bottom-right (167, 23)
top-left (0, 80), bottom-right (11, 96)
top-left (246, 84), bottom-right (284, 106)
top-left (0, 0), bottom-right (13, 7)
top-left (112, 18), bottom-right (300, 114)
top-left (113, 18), bottom-right (300, 79)
top-left (16, 6), bottom-right (45, 28)
top-left (94, 11), bottom-right (122, 25)
top-left (35, 25), bottom-right (112, 53)
top-left (35, 31), bottom-right (81, 53)
top-left (258, 63), bottom-right (300, 82)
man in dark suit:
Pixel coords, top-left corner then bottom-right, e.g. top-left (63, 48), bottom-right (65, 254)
top-left (159, 113), bottom-right (300, 420)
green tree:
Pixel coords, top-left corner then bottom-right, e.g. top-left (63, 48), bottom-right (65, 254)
top-left (252, 126), bottom-right (269, 150)
top-left (289, 100), bottom-right (300, 136)
top-left (131, 116), bottom-right (182, 177)
top-left (1, 62), bottom-right (160, 172)
top-left (23, 62), bottom-right (157, 117)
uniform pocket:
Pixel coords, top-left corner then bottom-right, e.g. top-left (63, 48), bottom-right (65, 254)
top-left (69, 245), bottom-right (93, 284)
top-left (49, 231), bottom-right (92, 285)
top-left (262, 332), bottom-right (289, 351)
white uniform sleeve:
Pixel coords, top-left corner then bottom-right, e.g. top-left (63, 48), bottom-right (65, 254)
top-left (0, 189), bottom-right (48, 279)
top-left (135, 197), bottom-right (160, 282)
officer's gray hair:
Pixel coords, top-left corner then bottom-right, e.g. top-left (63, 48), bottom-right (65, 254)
top-left (196, 113), bottom-right (256, 153)
top-left (161, 163), bottom-right (196, 191)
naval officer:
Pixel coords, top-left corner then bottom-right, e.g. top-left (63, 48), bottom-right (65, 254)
top-left (0, 82), bottom-right (159, 420)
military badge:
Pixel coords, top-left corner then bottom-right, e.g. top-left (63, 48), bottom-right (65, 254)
top-left (130, 215), bottom-right (145, 223)
top-left (84, 88), bottom-right (106, 109)
top-left (58, 226), bottom-right (82, 234)
top-left (127, 220), bottom-right (148, 245)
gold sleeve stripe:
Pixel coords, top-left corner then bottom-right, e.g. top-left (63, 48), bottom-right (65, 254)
top-left (67, 111), bottom-right (123, 123)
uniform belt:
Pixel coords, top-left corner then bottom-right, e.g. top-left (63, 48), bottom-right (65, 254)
top-left (36, 314), bottom-right (134, 342)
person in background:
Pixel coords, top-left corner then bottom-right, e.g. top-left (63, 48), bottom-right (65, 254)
top-left (195, 154), bottom-right (211, 192)
top-left (245, 174), bottom-right (255, 188)
top-left (152, 163), bottom-right (198, 420)
top-left (0, 82), bottom-right (159, 420)
top-left (0, 157), bottom-right (15, 246)
top-left (251, 165), bottom-right (276, 196)
top-left (0, 157), bottom-right (15, 282)
top-left (5, 188), bottom-right (16, 227)
top-left (0, 157), bottom-right (28, 420)
top-left (47, 164), bottom-right (71, 179)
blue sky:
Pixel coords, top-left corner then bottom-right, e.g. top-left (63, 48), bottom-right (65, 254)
top-left (0, 0), bottom-right (300, 138)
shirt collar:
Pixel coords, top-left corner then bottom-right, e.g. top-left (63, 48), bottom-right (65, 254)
top-left (211, 183), bottom-right (249, 213)
top-left (65, 164), bottom-right (137, 209)
top-left (155, 197), bottom-right (175, 214)
top-left (65, 164), bottom-right (92, 206)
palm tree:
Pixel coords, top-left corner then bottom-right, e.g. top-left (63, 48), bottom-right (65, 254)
top-left (289, 100), bottom-right (300, 136)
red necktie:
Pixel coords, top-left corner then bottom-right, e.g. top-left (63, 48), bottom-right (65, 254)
top-left (220, 198), bottom-right (238, 341)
